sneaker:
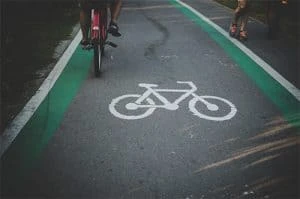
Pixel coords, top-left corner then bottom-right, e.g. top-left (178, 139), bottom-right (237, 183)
top-left (239, 30), bottom-right (248, 41)
top-left (80, 39), bottom-right (90, 49)
top-left (108, 21), bottom-right (121, 37)
top-left (229, 24), bottom-right (237, 37)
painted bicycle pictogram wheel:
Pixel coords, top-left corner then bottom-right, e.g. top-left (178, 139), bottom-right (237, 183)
top-left (109, 94), bottom-right (156, 120)
top-left (189, 95), bottom-right (237, 121)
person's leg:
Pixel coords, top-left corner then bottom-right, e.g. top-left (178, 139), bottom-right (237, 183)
top-left (240, 12), bottom-right (249, 31)
top-left (229, 0), bottom-right (242, 36)
top-left (239, 0), bottom-right (250, 39)
top-left (232, 7), bottom-right (240, 25)
top-left (110, 0), bottom-right (122, 23)
top-left (79, 0), bottom-right (91, 44)
top-left (239, 12), bottom-right (249, 39)
top-left (80, 10), bottom-right (91, 42)
top-left (108, 0), bottom-right (122, 37)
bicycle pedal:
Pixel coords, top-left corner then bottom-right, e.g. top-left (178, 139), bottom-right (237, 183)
top-left (106, 41), bottom-right (117, 48)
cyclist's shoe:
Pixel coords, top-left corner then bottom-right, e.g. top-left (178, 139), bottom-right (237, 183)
top-left (229, 24), bottom-right (237, 37)
top-left (239, 30), bottom-right (248, 41)
top-left (80, 39), bottom-right (90, 49)
top-left (108, 21), bottom-right (121, 37)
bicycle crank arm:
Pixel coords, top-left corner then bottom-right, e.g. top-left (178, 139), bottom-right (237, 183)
top-left (106, 41), bottom-right (118, 48)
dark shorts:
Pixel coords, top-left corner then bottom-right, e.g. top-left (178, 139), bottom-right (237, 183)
top-left (78, 0), bottom-right (114, 9)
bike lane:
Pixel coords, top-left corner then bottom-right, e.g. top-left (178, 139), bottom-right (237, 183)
top-left (1, 0), bottom-right (299, 198)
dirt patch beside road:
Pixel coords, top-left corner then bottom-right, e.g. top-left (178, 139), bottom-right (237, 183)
top-left (1, 1), bottom-right (79, 132)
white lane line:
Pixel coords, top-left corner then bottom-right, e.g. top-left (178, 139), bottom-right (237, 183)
top-left (176, 0), bottom-right (300, 102)
top-left (209, 16), bottom-right (231, 21)
top-left (0, 31), bottom-right (82, 157)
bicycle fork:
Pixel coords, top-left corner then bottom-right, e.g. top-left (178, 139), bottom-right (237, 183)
top-left (190, 93), bottom-right (219, 111)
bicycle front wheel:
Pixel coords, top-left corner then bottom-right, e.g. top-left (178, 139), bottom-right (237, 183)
top-left (94, 44), bottom-right (104, 77)
top-left (189, 96), bottom-right (237, 121)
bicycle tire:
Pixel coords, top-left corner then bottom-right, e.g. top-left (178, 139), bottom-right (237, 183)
top-left (93, 44), bottom-right (102, 77)
top-left (93, 8), bottom-right (107, 77)
top-left (189, 95), bottom-right (237, 121)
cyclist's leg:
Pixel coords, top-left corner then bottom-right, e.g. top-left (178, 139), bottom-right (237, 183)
top-left (79, 0), bottom-right (91, 45)
top-left (110, 0), bottom-right (122, 23)
top-left (108, 0), bottom-right (122, 37)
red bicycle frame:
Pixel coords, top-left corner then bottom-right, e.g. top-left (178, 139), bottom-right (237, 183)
top-left (90, 6), bottom-right (108, 77)
top-left (91, 7), bottom-right (107, 45)
top-left (89, 4), bottom-right (117, 77)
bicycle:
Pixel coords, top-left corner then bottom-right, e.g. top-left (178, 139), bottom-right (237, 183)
top-left (89, 2), bottom-right (117, 77)
top-left (109, 81), bottom-right (237, 121)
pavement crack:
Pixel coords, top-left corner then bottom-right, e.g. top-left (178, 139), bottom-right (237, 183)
top-left (142, 14), bottom-right (170, 59)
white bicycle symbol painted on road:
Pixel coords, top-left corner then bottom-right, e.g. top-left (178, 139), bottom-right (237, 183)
top-left (109, 81), bottom-right (237, 121)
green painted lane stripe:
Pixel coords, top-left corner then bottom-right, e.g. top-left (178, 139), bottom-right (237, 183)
top-left (1, 46), bottom-right (93, 191)
top-left (170, 0), bottom-right (299, 128)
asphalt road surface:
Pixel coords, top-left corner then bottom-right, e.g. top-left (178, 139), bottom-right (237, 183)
top-left (1, 0), bottom-right (299, 199)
